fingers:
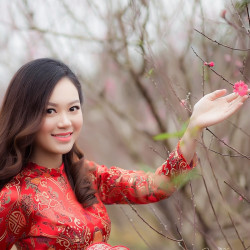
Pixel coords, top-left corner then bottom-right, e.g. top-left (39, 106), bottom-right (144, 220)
top-left (208, 88), bottom-right (250, 102)
top-left (225, 92), bottom-right (239, 103)
top-left (233, 93), bottom-right (249, 103)
top-left (227, 98), bottom-right (245, 114)
top-left (207, 89), bottom-right (227, 101)
top-left (227, 94), bottom-right (248, 113)
top-left (225, 91), bottom-right (249, 102)
top-left (240, 94), bottom-right (249, 103)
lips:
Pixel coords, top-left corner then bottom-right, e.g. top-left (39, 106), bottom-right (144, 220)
top-left (52, 132), bottom-right (73, 137)
top-left (51, 132), bottom-right (73, 142)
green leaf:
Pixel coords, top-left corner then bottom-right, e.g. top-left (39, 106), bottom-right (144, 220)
top-left (171, 168), bottom-right (199, 189)
top-left (153, 122), bottom-right (188, 141)
top-left (146, 68), bottom-right (154, 78)
top-left (235, 0), bottom-right (250, 11)
top-left (138, 164), bottom-right (154, 172)
top-left (158, 168), bottom-right (199, 191)
top-left (137, 39), bottom-right (143, 47)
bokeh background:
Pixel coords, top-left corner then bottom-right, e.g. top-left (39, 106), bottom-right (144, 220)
top-left (1, 0), bottom-right (250, 249)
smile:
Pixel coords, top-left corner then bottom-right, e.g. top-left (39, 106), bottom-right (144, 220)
top-left (51, 132), bottom-right (73, 142)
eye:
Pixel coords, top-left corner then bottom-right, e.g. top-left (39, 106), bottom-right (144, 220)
top-left (69, 106), bottom-right (80, 112)
top-left (46, 108), bottom-right (56, 114)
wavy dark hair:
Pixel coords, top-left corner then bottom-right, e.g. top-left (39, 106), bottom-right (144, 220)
top-left (0, 58), bottom-right (97, 207)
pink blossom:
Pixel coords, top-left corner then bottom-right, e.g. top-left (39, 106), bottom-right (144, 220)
top-left (233, 81), bottom-right (248, 96)
top-left (224, 54), bottom-right (231, 62)
top-left (209, 62), bottom-right (214, 67)
top-left (104, 79), bottom-right (116, 98)
top-left (221, 10), bottom-right (227, 19)
top-left (220, 136), bottom-right (229, 147)
top-left (239, 196), bottom-right (243, 201)
top-left (204, 61), bottom-right (214, 67)
top-left (180, 99), bottom-right (186, 107)
top-left (235, 60), bottom-right (243, 68)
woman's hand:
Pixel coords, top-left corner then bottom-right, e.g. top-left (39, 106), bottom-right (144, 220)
top-left (189, 89), bottom-right (249, 131)
top-left (180, 88), bottom-right (249, 164)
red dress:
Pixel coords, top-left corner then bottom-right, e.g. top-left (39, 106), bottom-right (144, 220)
top-left (0, 143), bottom-right (196, 249)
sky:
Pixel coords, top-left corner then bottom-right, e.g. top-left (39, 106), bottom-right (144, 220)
top-left (0, 0), bottom-right (228, 88)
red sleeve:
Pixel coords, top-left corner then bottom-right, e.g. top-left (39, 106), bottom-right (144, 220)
top-left (87, 142), bottom-right (197, 205)
top-left (0, 182), bottom-right (30, 249)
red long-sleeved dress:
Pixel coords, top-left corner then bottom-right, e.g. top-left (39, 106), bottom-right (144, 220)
top-left (0, 143), bottom-right (196, 249)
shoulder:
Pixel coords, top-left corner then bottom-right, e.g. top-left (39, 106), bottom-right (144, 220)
top-left (0, 172), bottom-right (25, 209)
top-left (0, 167), bottom-right (36, 214)
top-left (1, 166), bottom-right (32, 193)
top-left (84, 159), bottom-right (107, 172)
top-left (84, 159), bottom-right (111, 186)
top-left (0, 173), bottom-right (32, 248)
top-left (0, 178), bottom-right (22, 226)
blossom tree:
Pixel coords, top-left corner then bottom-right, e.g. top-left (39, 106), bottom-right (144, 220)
top-left (0, 0), bottom-right (249, 249)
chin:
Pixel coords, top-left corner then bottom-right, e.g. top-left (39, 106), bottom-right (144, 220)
top-left (55, 145), bottom-right (74, 155)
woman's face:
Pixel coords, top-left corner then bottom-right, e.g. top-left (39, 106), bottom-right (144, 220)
top-left (32, 77), bottom-right (83, 163)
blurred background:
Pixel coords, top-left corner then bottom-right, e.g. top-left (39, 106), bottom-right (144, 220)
top-left (1, 0), bottom-right (250, 249)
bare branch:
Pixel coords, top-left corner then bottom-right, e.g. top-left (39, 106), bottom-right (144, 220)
top-left (194, 29), bottom-right (250, 51)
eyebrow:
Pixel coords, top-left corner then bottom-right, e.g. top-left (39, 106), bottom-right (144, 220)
top-left (47, 100), bottom-right (80, 107)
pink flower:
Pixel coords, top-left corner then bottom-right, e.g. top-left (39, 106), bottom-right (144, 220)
top-left (204, 61), bottom-right (214, 67)
top-left (233, 81), bottom-right (248, 96)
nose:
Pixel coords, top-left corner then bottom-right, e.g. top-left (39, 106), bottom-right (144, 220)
top-left (57, 113), bottom-right (72, 128)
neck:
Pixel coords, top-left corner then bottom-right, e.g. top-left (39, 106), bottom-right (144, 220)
top-left (30, 151), bottom-right (63, 169)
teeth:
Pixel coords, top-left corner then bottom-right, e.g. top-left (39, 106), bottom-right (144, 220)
top-left (53, 133), bottom-right (72, 137)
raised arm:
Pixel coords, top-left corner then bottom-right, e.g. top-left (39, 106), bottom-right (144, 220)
top-left (87, 89), bottom-right (248, 205)
top-left (87, 142), bottom-right (196, 205)
top-left (180, 89), bottom-right (249, 164)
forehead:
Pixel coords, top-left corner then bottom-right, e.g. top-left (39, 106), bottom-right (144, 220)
top-left (49, 78), bottom-right (79, 103)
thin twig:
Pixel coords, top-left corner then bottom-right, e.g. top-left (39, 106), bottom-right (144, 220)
top-left (207, 148), bottom-right (250, 158)
top-left (120, 206), bottom-right (153, 249)
top-left (224, 181), bottom-right (250, 203)
top-left (164, 76), bottom-right (192, 114)
top-left (231, 0), bottom-right (250, 33)
top-left (206, 128), bottom-right (250, 160)
top-left (200, 174), bottom-right (233, 250)
top-left (116, 12), bottom-right (167, 135)
top-left (176, 226), bottom-right (188, 250)
top-left (202, 64), bottom-right (205, 97)
top-left (247, 4), bottom-right (250, 31)
top-left (29, 26), bottom-right (104, 43)
top-left (194, 29), bottom-right (250, 51)
top-left (127, 202), bottom-right (182, 242)
top-left (228, 120), bottom-right (250, 137)
top-left (190, 182), bottom-right (196, 250)
top-left (148, 204), bottom-right (170, 234)
top-left (201, 137), bottom-right (246, 249)
top-left (120, 193), bottom-right (183, 243)
top-left (191, 47), bottom-right (234, 86)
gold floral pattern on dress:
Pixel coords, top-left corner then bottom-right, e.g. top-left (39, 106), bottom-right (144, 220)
top-left (0, 142), bottom-right (195, 249)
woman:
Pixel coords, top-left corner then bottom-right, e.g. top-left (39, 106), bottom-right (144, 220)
top-left (0, 58), bottom-right (248, 249)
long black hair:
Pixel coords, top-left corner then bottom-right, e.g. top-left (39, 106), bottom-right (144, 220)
top-left (0, 58), bottom-right (97, 207)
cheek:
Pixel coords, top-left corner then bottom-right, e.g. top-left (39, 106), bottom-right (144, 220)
top-left (74, 114), bottom-right (83, 133)
top-left (39, 118), bottom-right (54, 134)
top-left (34, 119), bottom-right (54, 148)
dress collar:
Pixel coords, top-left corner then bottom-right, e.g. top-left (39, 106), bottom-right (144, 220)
top-left (27, 162), bottom-right (65, 176)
